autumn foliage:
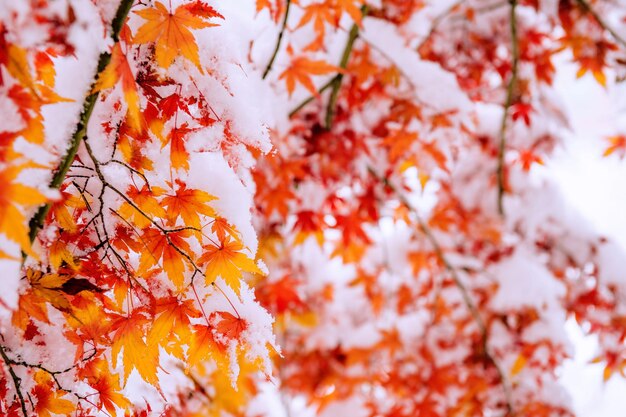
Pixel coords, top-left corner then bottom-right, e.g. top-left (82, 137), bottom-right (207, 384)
top-left (1, 0), bottom-right (626, 416)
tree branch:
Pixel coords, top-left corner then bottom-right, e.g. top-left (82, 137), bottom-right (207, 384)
top-left (27, 0), bottom-right (135, 246)
top-left (289, 7), bottom-right (367, 122)
top-left (0, 343), bottom-right (28, 417)
top-left (262, 0), bottom-right (292, 79)
top-left (496, 0), bottom-right (519, 217)
top-left (368, 166), bottom-right (515, 416)
top-left (325, 6), bottom-right (367, 129)
top-left (288, 77), bottom-right (335, 118)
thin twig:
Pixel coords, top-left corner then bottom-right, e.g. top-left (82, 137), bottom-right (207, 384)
top-left (289, 7), bottom-right (367, 121)
top-left (496, 0), bottom-right (519, 217)
top-left (288, 77), bottom-right (335, 118)
top-left (325, 6), bottom-right (368, 129)
top-left (27, 0), bottom-right (135, 246)
top-left (262, 0), bottom-right (292, 79)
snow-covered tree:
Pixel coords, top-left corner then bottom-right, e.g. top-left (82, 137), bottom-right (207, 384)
top-left (1, 0), bottom-right (625, 416)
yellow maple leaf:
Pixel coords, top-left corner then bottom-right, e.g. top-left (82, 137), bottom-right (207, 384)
top-left (133, 1), bottom-right (222, 71)
top-left (0, 166), bottom-right (47, 254)
top-left (186, 324), bottom-right (227, 370)
top-left (110, 310), bottom-right (159, 386)
top-left (198, 238), bottom-right (262, 294)
top-left (5, 43), bottom-right (34, 89)
top-left (510, 354), bottom-right (527, 376)
top-left (148, 296), bottom-right (201, 354)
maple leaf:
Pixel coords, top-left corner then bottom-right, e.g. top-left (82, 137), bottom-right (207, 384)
top-left (133, 1), bottom-right (223, 71)
top-left (511, 102), bottom-right (533, 126)
top-left (167, 123), bottom-right (198, 170)
top-left (148, 296), bottom-right (201, 353)
top-left (162, 180), bottom-right (217, 230)
top-left (382, 130), bottom-right (418, 163)
top-left (517, 149), bottom-right (544, 171)
top-left (211, 217), bottom-right (241, 243)
top-left (293, 210), bottom-right (325, 246)
top-left (211, 311), bottom-right (248, 343)
top-left (296, 4), bottom-right (336, 50)
top-left (110, 310), bottom-right (159, 385)
top-left (50, 188), bottom-right (87, 233)
top-left (118, 184), bottom-right (166, 229)
top-left (256, 275), bottom-right (304, 314)
top-left (138, 227), bottom-right (193, 289)
top-left (0, 166), bottom-right (47, 254)
top-left (0, 40), bottom-right (33, 88)
top-left (12, 290), bottom-right (50, 331)
top-left (603, 135), bottom-right (626, 159)
top-left (279, 56), bottom-right (340, 96)
top-left (32, 371), bottom-right (75, 417)
top-left (26, 269), bottom-right (72, 312)
top-left (93, 43), bottom-right (141, 131)
top-left (256, 0), bottom-right (284, 22)
top-left (334, 0), bottom-right (364, 25)
top-left (198, 237), bottom-right (262, 294)
top-left (187, 324), bottom-right (225, 370)
top-left (82, 359), bottom-right (131, 415)
top-left (66, 293), bottom-right (111, 348)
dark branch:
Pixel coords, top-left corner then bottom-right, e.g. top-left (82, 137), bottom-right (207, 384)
top-left (26, 0), bottom-right (135, 247)
top-left (262, 0), bottom-right (292, 79)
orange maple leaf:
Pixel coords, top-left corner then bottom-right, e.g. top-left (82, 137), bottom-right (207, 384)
top-left (212, 311), bottom-right (247, 343)
top-left (133, 1), bottom-right (222, 71)
top-left (187, 324), bottom-right (226, 370)
top-left (138, 227), bottom-right (193, 289)
top-left (603, 135), bottom-right (626, 159)
top-left (118, 184), bottom-right (166, 229)
top-left (198, 237), bottom-right (261, 294)
top-left (110, 310), bottom-right (159, 385)
top-left (279, 56), bottom-right (340, 96)
top-left (148, 296), bottom-right (201, 353)
top-left (32, 371), bottom-right (75, 417)
top-left (93, 43), bottom-right (141, 131)
top-left (211, 217), bottom-right (241, 243)
top-left (162, 181), bottom-right (217, 231)
top-left (0, 166), bottom-right (47, 254)
top-left (82, 359), bottom-right (131, 415)
top-left (166, 123), bottom-right (198, 171)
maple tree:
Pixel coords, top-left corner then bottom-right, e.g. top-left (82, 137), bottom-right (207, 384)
top-left (1, 0), bottom-right (626, 416)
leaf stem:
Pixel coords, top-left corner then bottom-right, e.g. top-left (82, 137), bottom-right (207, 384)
top-left (262, 0), bottom-right (292, 79)
top-left (27, 0), bottom-right (135, 246)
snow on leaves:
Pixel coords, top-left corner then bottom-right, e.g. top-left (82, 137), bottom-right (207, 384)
top-left (2, 0), bottom-right (626, 417)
